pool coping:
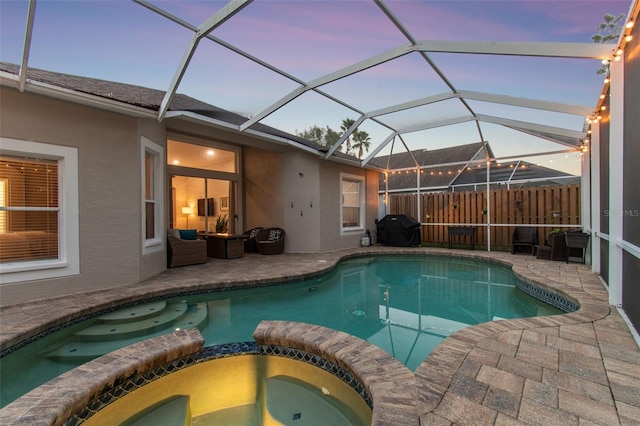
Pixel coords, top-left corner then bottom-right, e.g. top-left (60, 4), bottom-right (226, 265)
top-left (1, 246), bottom-right (638, 425)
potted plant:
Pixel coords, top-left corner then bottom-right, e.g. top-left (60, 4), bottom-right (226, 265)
top-left (215, 214), bottom-right (228, 233)
top-left (546, 227), bottom-right (564, 248)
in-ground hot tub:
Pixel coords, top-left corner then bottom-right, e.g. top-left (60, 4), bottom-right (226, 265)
top-left (82, 354), bottom-right (372, 426)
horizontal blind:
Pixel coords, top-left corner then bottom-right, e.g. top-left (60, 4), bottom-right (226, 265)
top-left (0, 155), bottom-right (59, 262)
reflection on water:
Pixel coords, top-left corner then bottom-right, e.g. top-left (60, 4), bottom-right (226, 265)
top-left (1, 255), bottom-right (562, 407)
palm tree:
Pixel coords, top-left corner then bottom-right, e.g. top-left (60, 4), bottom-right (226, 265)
top-left (340, 118), bottom-right (356, 155)
top-left (351, 129), bottom-right (371, 159)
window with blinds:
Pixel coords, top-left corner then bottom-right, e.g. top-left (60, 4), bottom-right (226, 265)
top-left (0, 155), bottom-right (59, 263)
top-left (341, 174), bottom-right (363, 229)
top-left (144, 151), bottom-right (156, 240)
top-left (141, 137), bottom-right (164, 254)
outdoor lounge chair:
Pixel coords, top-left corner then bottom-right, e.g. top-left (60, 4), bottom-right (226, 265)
top-left (535, 232), bottom-right (567, 261)
top-left (255, 227), bottom-right (285, 255)
top-left (243, 227), bottom-right (263, 252)
top-left (167, 229), bottom-right (207, 267)
top-left (536, 229), bottom-right (587, 262)
top-left (511, 227), bottom-right (538, 255)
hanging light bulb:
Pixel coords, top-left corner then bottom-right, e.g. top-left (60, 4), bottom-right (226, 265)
top-left (626, 20), bottom-right (634, 29)
top-left (625, 35), bottom-right (633, 42)
top-left (601, 59), bottom-right (609, 65)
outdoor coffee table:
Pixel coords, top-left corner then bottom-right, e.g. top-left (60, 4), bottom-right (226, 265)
top-left (198, 233), bottom-right (248, 259)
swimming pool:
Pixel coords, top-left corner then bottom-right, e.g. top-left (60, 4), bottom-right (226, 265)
top-left (0, 255), bottom-right (563, 407)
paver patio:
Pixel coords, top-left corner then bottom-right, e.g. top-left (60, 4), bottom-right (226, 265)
top-left (1, 246), bottom-right (639, 425)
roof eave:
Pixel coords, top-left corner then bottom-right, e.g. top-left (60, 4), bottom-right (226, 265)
top-left (165, 110), bottom-right (381, 170)
top-left (0, 71), bottom-right (157, 119)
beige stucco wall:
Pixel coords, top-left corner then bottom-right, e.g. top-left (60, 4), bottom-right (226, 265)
top-left (243, 146), bottom-right (285, 232)
top-left (244, 146), bottom-right (380, 254)
top-left (282, 150), bottom-right (322, 253)
top-left (0, 86), bottom-right (381, 305)
top-left (318, 161), bottom-right (379, 252)
top-left (0, 87), bottom-right (166, 306)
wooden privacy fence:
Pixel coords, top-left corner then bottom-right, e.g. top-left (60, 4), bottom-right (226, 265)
top-left (388, 184), bottom-right (581, 248)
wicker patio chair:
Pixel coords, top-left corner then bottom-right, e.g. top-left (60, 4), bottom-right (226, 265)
top-left (511, 227), bottom-right (538, 255)
top-left (167, 230), bottom-right (207, 267)
top-left (243, 227), bottom-right (264, 252)
top-left (256, 227), bottom-right (285, 255)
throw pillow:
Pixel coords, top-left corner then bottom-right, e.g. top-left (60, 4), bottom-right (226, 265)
top-left (179, 229), bottom-right (198, 240)
top-left (268, 229), bottom-right (281, 241)
top-left (249, 228), bottom-right (260, 238)
top-left (167, 228), bottom-right (181, 239)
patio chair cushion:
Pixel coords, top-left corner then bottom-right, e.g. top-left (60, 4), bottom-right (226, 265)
top-left (178, 229), bottom-right (198, 240)
top-left (268, 229), bottom-right (282, 241)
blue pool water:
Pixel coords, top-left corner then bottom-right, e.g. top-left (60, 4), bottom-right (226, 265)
top-left (0, 255), bottom-right (562, 407)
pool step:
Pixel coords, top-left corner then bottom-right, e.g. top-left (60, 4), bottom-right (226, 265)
top-left (93, 300), bottom-right (168, 323)
top-left (263, 376), bottom-right (359, 425)
top-left (74, 301), bottom-right (191, 341)
top-left (122, 395), bottom-right (190, 426)
top-left (192, 404), bottom-right (261, 426)
top-left (46, 302), bottom-right (208, 362)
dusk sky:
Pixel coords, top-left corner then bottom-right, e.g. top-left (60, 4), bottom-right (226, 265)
top-left (0, 0), bottom-right (633, 174)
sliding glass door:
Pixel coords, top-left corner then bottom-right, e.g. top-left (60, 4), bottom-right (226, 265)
top-left (170, 177), bottom-right (236, 233)
top-left (167, 139), bottom-right (240, 234)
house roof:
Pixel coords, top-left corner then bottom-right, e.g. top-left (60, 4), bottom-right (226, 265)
top-left (372, 142), bottom-right (486, 190)
top-left (452, 160), bottom-right (578, 188)
top-left (369, 141), bottom-right (488, 170)
top-left (374, 142), bottom-right (577, 192)
top-left (0, 61), bottom-right (347, 159)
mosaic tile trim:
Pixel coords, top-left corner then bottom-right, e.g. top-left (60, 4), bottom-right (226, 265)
top-left (516, 278), bottom-right (579, 312)
top-left (67, 342), bottom-right (371, 425)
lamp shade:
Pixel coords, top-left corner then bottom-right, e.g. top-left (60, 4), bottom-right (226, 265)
top-left (182, 206), bottom-right (193, 215)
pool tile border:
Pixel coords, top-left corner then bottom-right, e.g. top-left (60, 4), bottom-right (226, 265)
top-left (515, 278), bottom-right (579, 312)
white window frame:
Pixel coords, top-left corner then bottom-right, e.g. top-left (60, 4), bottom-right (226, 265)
top-left (0, 138), bottom-right (79, 283)
top-left (340, 172), bottom-right (365, 234)
top-left (141, 137), bottom-right (165, 255)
